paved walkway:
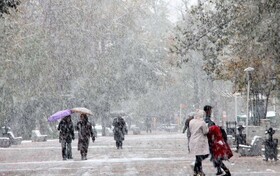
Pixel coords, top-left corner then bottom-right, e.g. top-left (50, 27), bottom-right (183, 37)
top-left (0, 131), bottom-right (279, 175)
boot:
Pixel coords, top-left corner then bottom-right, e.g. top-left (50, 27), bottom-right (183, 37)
top-left (62, 149), bottom-right (67, 160)
top-left (223, 169), bottom-right (231, 176)
top-left (216, 168), bottom-right (223, 175)
top-left (221, 163), bottom-right (231, 176)
top-left (196, 172), bottom-right (205, 176)
top-left (81, 152), bottom-right (85, 160)
top-left (67, 153), bottom-right (73, 159)
top-left (193, 171), bottom-right (198, 176)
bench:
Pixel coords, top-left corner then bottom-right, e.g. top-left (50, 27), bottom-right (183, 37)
top-left (31, 130), bottom-right (47, 142)
top-left (1, 126), bottom-right (22, 145)
top-left (0, 137), bottom-right (11, 148)
top-left (5, 131), bottom-right (22, 145)
top-left (131, 126), bottom-right (141, 135)
top-left (239, 136), bottom-right (263, 156)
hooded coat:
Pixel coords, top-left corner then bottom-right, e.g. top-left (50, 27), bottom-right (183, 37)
top-left (189, 112), bottom-right (209, 156)
top-left (76, 116), bottom-right (95, 152)
top-left (112, 117), bottom-right (128, 142)
top-left (207, 125), bottom-right (233, 160)
top-left (58, 117), bottom-right (74, 143)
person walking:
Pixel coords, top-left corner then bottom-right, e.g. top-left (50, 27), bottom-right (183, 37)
top-left (182, 112), bottom-right (195, 153)
top-left (145, 117), bottom-right (152, 133)
top-left (203, 105), bottom-right (226, 175)
top-left (57, 115), bottom-right (75, 160)
top-left (207, 124), bottom-right (233, 176)
top-left (112, 116), bottom-right (128, 149)
top-left (189, 109), bottom-right (209, 176)
top-left (76, 114), bottom-right (95, 160)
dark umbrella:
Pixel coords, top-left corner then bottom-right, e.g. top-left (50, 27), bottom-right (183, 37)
top-left (48, 109), bottom-right (72, 122)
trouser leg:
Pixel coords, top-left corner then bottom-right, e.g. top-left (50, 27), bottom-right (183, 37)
top-left (214, 159), bottom-right (223, 175)
top-left (80, 150), bottom-right (85, 160)
top-left (66, 142), bottom-right (72, 159)
top-left (80, 148), bottom-right (87, 160)
top-left (215, 159), bottom-right (230, 176)
top-left (120, 141), bottom-right (123, 149)
top-left (84, 148), bottom-right (88, 160)
top-left (194, 155), bottom-right (209, 173)
top-left (194, 156), bottom-right (202, 173)
top-left (220, 161), bottom-right (230, 175)
top-left (61, 140), bottom-right (67, 160)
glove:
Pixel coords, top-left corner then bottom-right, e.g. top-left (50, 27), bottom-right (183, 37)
top-left (92, 137), bottom-right (95, 143)
top-left (72, 137), bottom-right (75, 140)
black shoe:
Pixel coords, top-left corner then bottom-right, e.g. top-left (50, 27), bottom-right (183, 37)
top-left (196, 172), bottom-right (205, 176)
top-left (224, 170), bottom-right (231, 176)
top-left (216, 170), bottom-right (223, 175)
top-left (63, 158), bottom-right (67, 160)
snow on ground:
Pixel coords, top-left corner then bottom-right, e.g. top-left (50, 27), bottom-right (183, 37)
top-left (0, 132), bottom-right (280, 175)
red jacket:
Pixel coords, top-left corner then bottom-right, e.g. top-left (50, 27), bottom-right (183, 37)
top-left (208, 125), bottom-right (233, 160)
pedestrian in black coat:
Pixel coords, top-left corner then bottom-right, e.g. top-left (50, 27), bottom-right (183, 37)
top-left (76, 114), bottom-right (95, 160)
top-left (58, 115), bottom-right (75, 160)
top-left (112, 116), bottom-right (128, 149)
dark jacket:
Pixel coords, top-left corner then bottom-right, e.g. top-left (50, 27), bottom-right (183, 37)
top-left (58, 118), bottom-right (75, 143)
top-left (76, 120), bottom-right (94, 141)
top-left (76, 120), bottom-right (95, 151)
top-left (205, 115), bottom-right (215, 127)
top-left (113, 117), bottom-right (128, 141)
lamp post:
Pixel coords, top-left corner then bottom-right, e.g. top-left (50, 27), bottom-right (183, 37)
top-left (234, 92), bottom-right (241, 123)
top-left (271, 76), bottom-right (276, 107)
top-left (244, 67), bottom-right (254, 138)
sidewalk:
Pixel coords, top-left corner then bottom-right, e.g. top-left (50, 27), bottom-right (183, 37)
top-left (0, 131), bottom-right (279, 175)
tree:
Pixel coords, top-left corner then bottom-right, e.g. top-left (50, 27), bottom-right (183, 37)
top-left (171, 0), bottom-right (280, 125)
top-left (0, 0), bottom-right (172, 138)
top-left (0, 0), bottom-right (20, 16)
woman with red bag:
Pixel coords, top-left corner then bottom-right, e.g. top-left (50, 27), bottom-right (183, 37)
top-left (208, 125), bottom-right (233, 176)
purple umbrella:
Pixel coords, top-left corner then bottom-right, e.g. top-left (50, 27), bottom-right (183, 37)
top-left (48, 109), bottom-right (72, 122)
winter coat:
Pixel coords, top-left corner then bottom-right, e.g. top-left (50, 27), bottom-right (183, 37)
top-left (189, 117), bottom-right (209, 156)
top-left (113, 117), bottom-right (128, 142)
top-left (207, 125), bottom-right (233, 160)
top-left (58, 119), bottom-right (75, 143)
top-left (76, 120), bottom-right (95, 151)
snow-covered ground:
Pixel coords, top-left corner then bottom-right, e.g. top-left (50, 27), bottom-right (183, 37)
top-left (0, 131), bottom-right (279, 176)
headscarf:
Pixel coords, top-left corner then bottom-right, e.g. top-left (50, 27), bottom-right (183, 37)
top-left (194, 109), bottom-right (205, 120)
